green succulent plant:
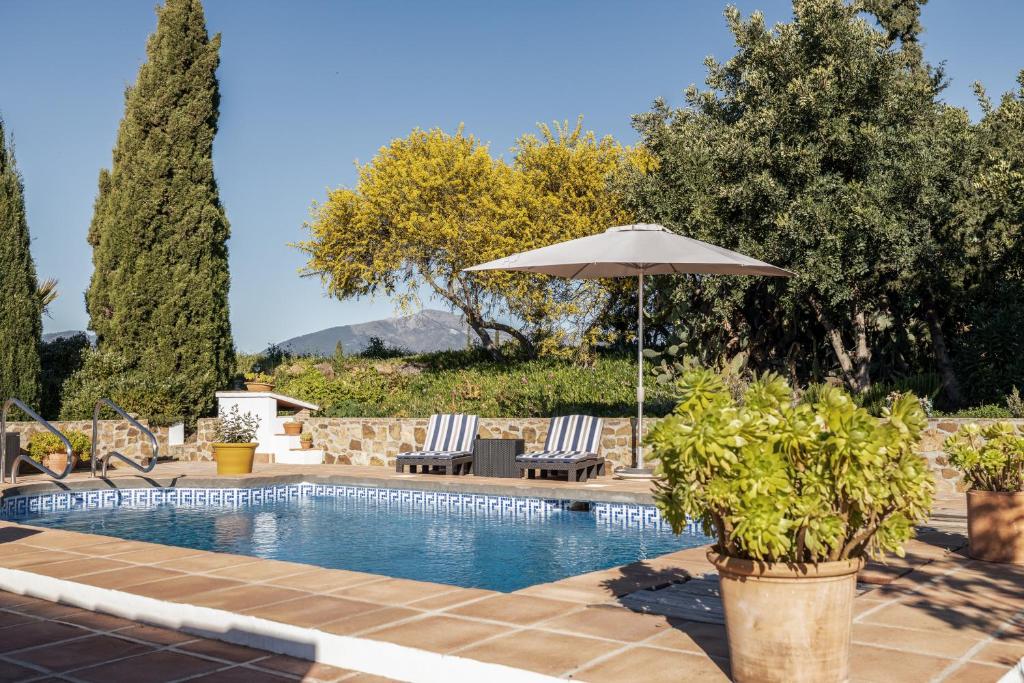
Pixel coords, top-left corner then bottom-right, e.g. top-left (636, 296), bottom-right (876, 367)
top-left (650, 368), bottom-right (934, 564)
top-left (944, 422), bottom-right (1024, 493)
top-left (244, 372), bottom-right (274, 385)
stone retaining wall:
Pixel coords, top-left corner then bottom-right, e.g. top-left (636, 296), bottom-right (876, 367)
top-left (185, 416), bottom-right (642, 468)
top-left (4, 420), bottom-right (168, 465)
top-left (180, 416), bottom-right (1024, 493)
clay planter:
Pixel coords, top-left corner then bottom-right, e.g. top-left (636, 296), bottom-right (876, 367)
top-left (283, 422), bottom-right (302, 436)
top-left (41, 452), bottom-right (78, 473)
top-left (300, 437), bottom-right (313, 450)
top-left (245, 382), bottom-right (274, 393)
top-left (212, 443), bottom-right (257, 475)
top-left (967, 490), bottom-right (1024, 563)
top-left (710, 551), bottom-right (864, 683)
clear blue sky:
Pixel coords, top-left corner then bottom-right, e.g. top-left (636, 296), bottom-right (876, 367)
top-left (2, 1), bottom-right (1022, 351)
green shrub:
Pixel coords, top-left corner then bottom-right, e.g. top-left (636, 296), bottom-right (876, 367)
top-left (213, 405), bottom-right (260, 443)
top-left (650, 369), bottom-right (934, 563)
top-left (59, 348), bottom-right (188, 426)
top-left (27, 431), bottom-right (92, 463)
top-left (945, 404), bottom-right (1013, 419)
top-left (1007, 387), bottom-right (1024, 419)
top-left (263, 350), bottom-right (674, 418)
top-left (39, 333), bottom-right (90, 419)
top-left (944, 423), bottom-right (1024, 492)
top-left (244, 372), bottom-right (274, 385)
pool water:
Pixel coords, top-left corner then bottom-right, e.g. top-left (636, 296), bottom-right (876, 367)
top-left (8, 492), bottom-right (708, 591)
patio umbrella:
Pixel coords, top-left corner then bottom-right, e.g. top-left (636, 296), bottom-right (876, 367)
top-left (464, 223), bottom-right (794, 475)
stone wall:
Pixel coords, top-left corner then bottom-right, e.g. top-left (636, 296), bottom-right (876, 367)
top-left (180, 415), bottom-right (1024, 491)
top-left (184, 416), bottom-right (642, 468)
top-left (4, 419), bottom-right (168, 465)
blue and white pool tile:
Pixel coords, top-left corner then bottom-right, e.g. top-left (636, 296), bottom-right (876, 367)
top-left (1, 482), bottom-right (689, 532)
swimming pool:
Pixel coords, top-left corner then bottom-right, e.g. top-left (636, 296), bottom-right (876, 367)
top-left (1, 484), bottom-right (708, 591)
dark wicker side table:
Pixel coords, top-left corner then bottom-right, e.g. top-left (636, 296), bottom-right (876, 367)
top-left (473, 438), bottom-right (524, 478)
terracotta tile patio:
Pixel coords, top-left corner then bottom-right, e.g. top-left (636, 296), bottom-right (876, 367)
top-left (0, 590), bottom-right (387, 682)
top-left (0, 463), bottom-right (1019, 681)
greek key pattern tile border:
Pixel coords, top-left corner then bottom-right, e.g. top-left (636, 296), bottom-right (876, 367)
top-left (0, 483), bottom-right (697, 533)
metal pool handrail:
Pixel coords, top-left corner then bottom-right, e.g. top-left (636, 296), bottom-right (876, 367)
top-left (1, 398), bottom-right (75, 484)
top-left (91, 398), bottom-right (159, 478)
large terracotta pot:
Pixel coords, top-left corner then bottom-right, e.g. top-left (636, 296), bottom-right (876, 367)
top-left (710, 551), bottom-right (864, 683)
top-left (212, 443), bottom-right (257, 475)
top-left (245, 382), bottom-right (274, 393)
top-left (283, 422), bottom-right (302, 436)
top-left (42, 452), bottom-right (78, 473)
top-left (967, 490), bottom-right (1024, 564)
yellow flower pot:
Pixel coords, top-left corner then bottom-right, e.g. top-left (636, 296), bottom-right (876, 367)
top-left (212, 443), bottom-right (257, 475)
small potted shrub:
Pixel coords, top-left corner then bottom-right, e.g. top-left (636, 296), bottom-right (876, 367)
top-left (28, 431), bottom-right (91, 472)
top-left (944, 422), bottom-right (1024, 563)
top-left (244, 371), bottom-right (274, 392)
top-left (212, 405), bottom-right (260, 475)
top-left (300, 433), bottom-right (313, 450)
top-left (283, 420), bottom-right (302, 436)
top-left (650, 370), bottom-right (934, 683)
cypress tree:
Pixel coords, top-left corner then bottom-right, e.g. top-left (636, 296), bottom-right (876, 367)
top-left (0, 118), bottom-right (42, 407)
top-left (82, 0), bottom-right (233, 424)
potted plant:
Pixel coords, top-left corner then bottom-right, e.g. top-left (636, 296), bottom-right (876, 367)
top-left (944, 422), bottom-right (1024, 563)
top-left (212, 405), bottom-right (260, 475)
top-left (244, 371), bottom-right (274, 392)
top-left (283, 420), bottom-right (302, 436)
top-left (300, 433), bottom-right (313, 450)
top-left (28, 431), bottom-right (91, 472)
top-left (650, 370), bottom-right (934, 683)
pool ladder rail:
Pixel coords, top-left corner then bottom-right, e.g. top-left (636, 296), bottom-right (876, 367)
top-left (90, 398), bottom-right (159, 478)
top-left (1, 397), bottom-right (75, 485)
top-left (0, 397), bottom-right (159, 484)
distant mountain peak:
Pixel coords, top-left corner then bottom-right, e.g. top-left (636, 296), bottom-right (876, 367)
top-left (273, 309), bottom-right (472, 356)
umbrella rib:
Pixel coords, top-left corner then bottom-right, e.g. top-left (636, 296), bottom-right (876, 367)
top-left (568, 263), bottom-right (590, 279)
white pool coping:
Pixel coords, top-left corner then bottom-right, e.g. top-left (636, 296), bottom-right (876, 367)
top-left (0, 567), bottom-right (563, 683)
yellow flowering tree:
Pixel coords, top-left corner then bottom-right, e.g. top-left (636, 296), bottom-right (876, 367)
top-left (296, 119), bottom-right (642, 359)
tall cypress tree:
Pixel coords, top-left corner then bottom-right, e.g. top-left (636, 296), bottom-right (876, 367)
top-left (0, 118), bottom-right (42, 407)
top-left (83, 0), bottom-right (233, 423)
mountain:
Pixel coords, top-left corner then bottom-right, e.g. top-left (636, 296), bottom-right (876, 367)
top-left (42, 330), bottom-right (96, 345)
top-left (274, 309), bottom-right (473, 356)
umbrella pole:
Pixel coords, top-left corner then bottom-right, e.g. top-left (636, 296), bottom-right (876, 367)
top-left (636, 272), bottom-right (645, 469)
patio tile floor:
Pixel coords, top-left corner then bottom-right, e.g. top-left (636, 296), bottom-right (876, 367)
top-left (0, 463), bottom-right (1019, 681)
top-left (0, 591), bottom-right (392, 682)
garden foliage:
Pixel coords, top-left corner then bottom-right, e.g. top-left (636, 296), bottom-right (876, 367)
top-left (77, 0), bottom-right (233, 425)
top-left (237, 348), bottom-right (674, 419)
top-left (297, 119), bottom-right (645, 360)
top-left (0, 118), bottom-right (42, 407)
top-left (213, 405), bottom-right (259, 444)
top-left (650, 368), bottom-right (934, 563)
top-left (27, 431), bottom-right (91, 464)
top-left (625, 0), bottom-right (1024, 407)
top-left (944, 423), bottom-right (1024, 493)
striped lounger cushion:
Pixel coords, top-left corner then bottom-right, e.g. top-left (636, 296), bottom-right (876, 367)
top-left (401, 414), bottom-right (478, 459)
top-left (517, 415), bottom-right (603, 463)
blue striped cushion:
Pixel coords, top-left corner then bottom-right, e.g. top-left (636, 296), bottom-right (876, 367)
top-left (516, 450), bottom-right (594, 463)
top-left (542, 415), bottom-right (603, 454)
top-left (399, 450), bottom-right (470, 460)
top-left (422, 414), bottom-right (478, 454)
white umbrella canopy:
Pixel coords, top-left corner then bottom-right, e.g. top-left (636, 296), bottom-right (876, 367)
top-left (465, 223), bottom-right (794, 473)
top-left (465, 224), bottom-right (793, 279)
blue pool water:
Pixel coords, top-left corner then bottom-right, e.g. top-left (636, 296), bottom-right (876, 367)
top-left (3, 487), bottom-right (708, 591)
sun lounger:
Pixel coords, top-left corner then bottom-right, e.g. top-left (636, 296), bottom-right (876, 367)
top-left (395, 413), bottom-right (478, 475)
top-left (516, 415), bottom-right (605, 482)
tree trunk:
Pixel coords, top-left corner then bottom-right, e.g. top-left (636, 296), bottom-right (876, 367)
top-left (925, 306), bottom-right (963, 406)
top-left (811, 298), bottom-right (872, 394)
top-left (466, 318), bottom-right (504, 361)
top-left (481, 320), bottom-right (536, 359)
